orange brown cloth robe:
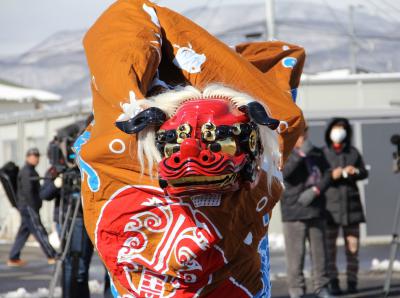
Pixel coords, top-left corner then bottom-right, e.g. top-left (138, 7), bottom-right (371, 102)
top-left (79, 0), bottom-right (305, 297)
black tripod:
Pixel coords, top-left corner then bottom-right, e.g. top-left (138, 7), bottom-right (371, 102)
top-left (383, 193), bottom-right (400, 297)
top-left (49, 169), bottom-right (84, 298)
top-left (383, 136), bottom-right (400, 297)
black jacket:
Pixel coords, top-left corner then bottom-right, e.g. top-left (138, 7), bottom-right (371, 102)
top-left (281, 145), bottom-right (331, 221)
top-left (323, 118), bottom-right (368, 226)
top-left (40, 167), bottom-right (83, 221)
top-left (17, 163), bottom-right (42, 211)
top-left (40, 167), bottom-right (61, 223)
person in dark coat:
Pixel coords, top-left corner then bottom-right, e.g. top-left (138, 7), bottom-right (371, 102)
top-left (281, 126), bottom-right (332, 298)
top-left (40, 164), bottom-right (96, 298)
top-left (40, 166), bottom-right (61, 228)
top-left (323, 118), bottom-right (368, 294)
top-left (7, 148), bottom-right (57, 267)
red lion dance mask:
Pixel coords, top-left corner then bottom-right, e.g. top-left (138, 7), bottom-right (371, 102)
top-left (116, 86), bottom-right (282, 198)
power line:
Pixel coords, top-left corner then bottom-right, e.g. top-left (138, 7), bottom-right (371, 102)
top-left (379, 0), bottom-right (400, 16)
top-left (318, 2), bottom-right (393, 72)
top-left (217, 17), bottom-right (400, 43)
top-left (204, 0), bottom-right (214, 10)
top-left (204, 0), bottom-right (224, 29)
top-left (365, 0), bottom-right (399, 23)
top-left (313, 1), bottom-right (400, 44)
top-left (320, 0), bottom-right (350, 36)
top-left (280, 22), bottom-right (400, 42)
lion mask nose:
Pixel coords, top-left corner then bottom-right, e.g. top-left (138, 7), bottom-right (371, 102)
top-left (179, 138), bottom-right (201, 159)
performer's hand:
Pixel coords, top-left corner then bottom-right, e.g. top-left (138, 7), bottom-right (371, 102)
top-left (332, 167), bottom-right (343, 180)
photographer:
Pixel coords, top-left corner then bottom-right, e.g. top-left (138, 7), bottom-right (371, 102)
top-left (323, 118), bottom-right (368, 294)
top-left (44, 122), bottom-right (94, 298)
top-left (7, 148), bottom-right (57, 267)
top-left (40, 164), bottom-right (61, 233)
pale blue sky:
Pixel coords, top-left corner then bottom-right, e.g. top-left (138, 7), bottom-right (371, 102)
top-left (0, 0), bottom-right (398, 56)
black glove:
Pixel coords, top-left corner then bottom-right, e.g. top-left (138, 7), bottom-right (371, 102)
top-left (298, 188), bottom-right (318, 206)
top-left (300, 140), bottom-right (313, 155)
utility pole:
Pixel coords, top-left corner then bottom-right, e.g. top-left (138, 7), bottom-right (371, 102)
top-left (348, 5), bottom-right (357, 74)
top-left (265, 0), bottom-right (275, 40)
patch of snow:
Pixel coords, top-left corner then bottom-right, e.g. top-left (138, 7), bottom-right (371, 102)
top-left (276, 272), bottom-right (288, 278)
top-left (26, 241), bottom-right (39, 248)
top-left (88, 280), bottom-right (104, 294)
top-left (18, 31), bottom-right (85, 65)
top-left (48, 231), bottom-right (60, 250)
top-left (0, 287), bottom-right (60, 298)
top-left (371, 258), bottom-right (400, 272)
top-left (0, 240), bottom-right (42, 248)
top-left (0, 280), bottom-right (103, 298)
top-left (269, 233), bottom-right (285, 252)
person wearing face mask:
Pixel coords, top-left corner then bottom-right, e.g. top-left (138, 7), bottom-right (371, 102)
top-left (281, 126), bottom-right (333, 298)
top-left (323, 118), bottom-right (368, 295)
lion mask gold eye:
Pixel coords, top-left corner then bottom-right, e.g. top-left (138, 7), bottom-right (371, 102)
top-left (164, 144), bottom-right (180, 157)
top-left (208, 137), bottom-right (237, 156)
top-left (249, 130), bottom-right (258, 152)
top-left (202, 122), bottom-right (216, 142)
top-left (176, 123), bottom-right (192, 144)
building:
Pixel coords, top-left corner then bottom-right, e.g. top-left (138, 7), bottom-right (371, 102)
top-left (269, 72), bottom-right (400, 244)
top-left (0, 81), bottom-right (63, 239)
top-left (0, 79), bottom-right (61, 113)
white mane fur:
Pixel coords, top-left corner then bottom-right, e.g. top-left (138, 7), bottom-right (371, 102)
top-left (128, 84), bottom-right (281, 188)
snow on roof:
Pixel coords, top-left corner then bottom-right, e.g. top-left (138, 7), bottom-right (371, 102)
top-left (0, 82), bottom-right (61, 102)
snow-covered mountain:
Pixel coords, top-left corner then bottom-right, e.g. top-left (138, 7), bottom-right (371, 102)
top-left (0, 1), bottom-right (398, 100)
top-left (186, 1), bottom-right (399, 73)
top-left (0, 30), bottom-right (89, 100)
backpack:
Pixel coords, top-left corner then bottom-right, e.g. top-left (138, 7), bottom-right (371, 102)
top-left (0, 161), bottom-right (19, 208)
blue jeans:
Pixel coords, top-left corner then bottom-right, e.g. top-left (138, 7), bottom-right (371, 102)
top-left (9, 205), bottom-right (56, 260)
top-left (62, 217), bottom-right (94, 298)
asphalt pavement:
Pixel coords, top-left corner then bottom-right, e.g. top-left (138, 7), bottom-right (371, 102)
top-left (0, 242), bottom-right (400, 297)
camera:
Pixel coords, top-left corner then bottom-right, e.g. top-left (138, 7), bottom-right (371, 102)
top-left (47, 125), bottom-right (80, 174)
top-left (48, 137), bottom-right (68, 174)
top-left (47, 121), bottom-right (87, 204)
top-left (391, 134), bottom-right (400, 173)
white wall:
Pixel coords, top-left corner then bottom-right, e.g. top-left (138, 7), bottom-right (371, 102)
top-left (298, 76), bottom-right (400, 111)
top-left (0, 101), bottom-right (36, 113)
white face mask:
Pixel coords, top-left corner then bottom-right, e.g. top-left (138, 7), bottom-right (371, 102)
top-left (330, 128), bottom-right (347, 144)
